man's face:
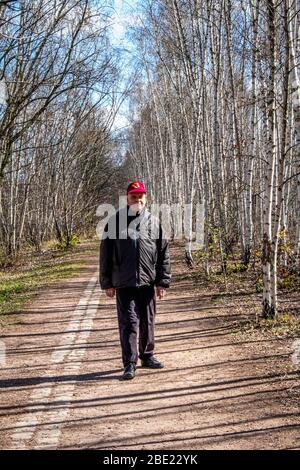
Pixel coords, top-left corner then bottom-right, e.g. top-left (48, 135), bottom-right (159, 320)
top-left (127, 192), bottom-right (147, 214)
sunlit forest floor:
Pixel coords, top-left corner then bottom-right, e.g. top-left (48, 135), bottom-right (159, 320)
top-left (0, 240), bottom-right (299, 449)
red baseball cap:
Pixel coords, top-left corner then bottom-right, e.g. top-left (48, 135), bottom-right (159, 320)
top-left (127, 180), bottom-right (147, 194)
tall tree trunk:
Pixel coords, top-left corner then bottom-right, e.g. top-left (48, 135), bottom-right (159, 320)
top-left (262, 0), bottom-right (277, 318)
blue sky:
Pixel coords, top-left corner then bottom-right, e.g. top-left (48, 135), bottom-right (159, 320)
top-left (110, 0), bottom-right (141, 132)
top-left (111, 0), bottom-right (140, 47)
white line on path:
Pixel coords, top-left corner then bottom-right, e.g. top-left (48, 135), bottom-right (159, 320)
top-left (10, 273), bottom-right (101, 449)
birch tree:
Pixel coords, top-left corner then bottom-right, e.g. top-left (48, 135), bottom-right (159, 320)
top-left (126, 0), bottom-right (300, 317)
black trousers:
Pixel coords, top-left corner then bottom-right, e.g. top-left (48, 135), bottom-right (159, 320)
top-left (116, 285), bottom-right (156, 367)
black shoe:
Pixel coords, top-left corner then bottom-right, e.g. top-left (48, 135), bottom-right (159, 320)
top-left (141, 357), bottom-right (164, 369)
top-left (122, 363), bottom-right (136, 380)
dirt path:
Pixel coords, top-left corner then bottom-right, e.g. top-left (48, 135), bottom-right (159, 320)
top-left (0, 244), bottom-right (299, 450)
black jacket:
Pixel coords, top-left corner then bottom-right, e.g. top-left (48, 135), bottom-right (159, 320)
top-left (99, 205), bottom-right (171, 289)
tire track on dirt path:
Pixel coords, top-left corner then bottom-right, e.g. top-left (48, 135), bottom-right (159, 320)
top-left (9, 273), bottom-right (100, 449)
top-left (0, 246), bottom-right (101, 450)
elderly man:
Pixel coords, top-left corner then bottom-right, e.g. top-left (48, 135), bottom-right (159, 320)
top-left (100, 180), bottom-right (171, 380)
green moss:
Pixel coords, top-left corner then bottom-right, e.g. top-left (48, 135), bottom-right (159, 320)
top-left (279, 274), bottom-right (300, 291)
top-left (233, 262), bottom-right (248, 273)
top-left (0, 260), bottom-right (86, 320)
top-left (54, 234), bottom-right (80, 250)
top-left (237, 312), bottom-right (300, 338)
top-left (255, 279), bottom-right (263, 293)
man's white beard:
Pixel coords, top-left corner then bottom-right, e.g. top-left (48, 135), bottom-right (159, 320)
top-left (128, 203), bottom-right (143, 215)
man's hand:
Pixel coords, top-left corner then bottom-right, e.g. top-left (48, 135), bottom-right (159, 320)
top-left (156, 286), bottom-right (166, 299)
top-left (104, 288), bottom-right (115, 298)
